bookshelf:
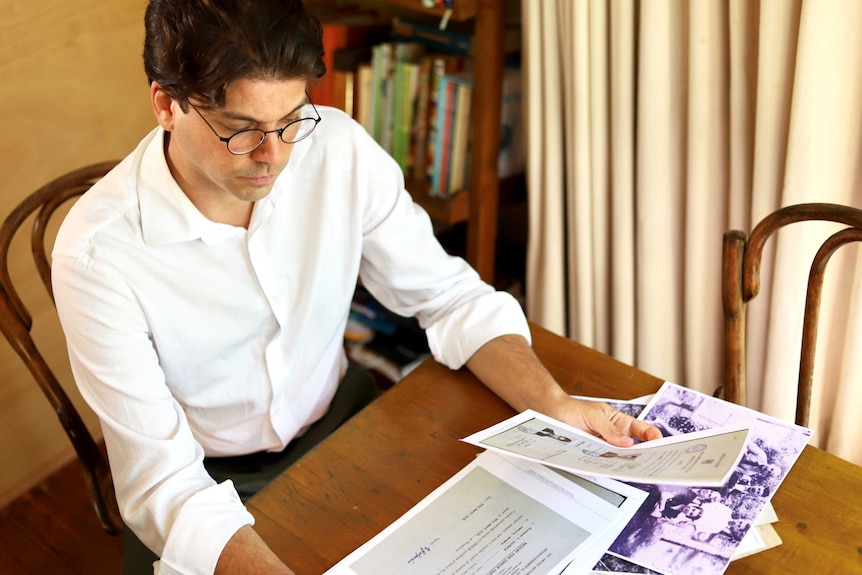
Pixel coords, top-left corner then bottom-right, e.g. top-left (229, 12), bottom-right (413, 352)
top-left (367, 0), bottom-right (508, 283)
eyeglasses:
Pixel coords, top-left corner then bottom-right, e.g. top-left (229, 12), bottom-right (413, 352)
top-left (188, 93), bottom-right (321, 155)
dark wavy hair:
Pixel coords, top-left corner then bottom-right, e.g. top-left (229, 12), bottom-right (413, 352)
top-left (143, 0), bottom-right (325, 110)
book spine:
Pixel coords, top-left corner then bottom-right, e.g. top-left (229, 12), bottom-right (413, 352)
top-left (448, 80), bottom-right (472, 195)
top-left (410, 57), bottom-right (432, 180)
top-left (355, 62), bottom-right (374, 131)
top-left (392, 62), bottom-right (419, 171)
top-left (392, 61), bottom-right (406, 167)
top-left (425, 55), bottom-right (467, 187)
top-left (430, 74), bottom-right (450, 197)
top-left (404, 62), bottom-right (423, 177)
top-left (383, 43), bottom-right (425, 155)
top-left (436, 79), bottom-right (457, 198)
top-left (370, 43), bottom-right (392, 144)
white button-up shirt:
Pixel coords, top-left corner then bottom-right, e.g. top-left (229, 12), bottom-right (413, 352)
top-left (52, 107), bottom-right (530, 574)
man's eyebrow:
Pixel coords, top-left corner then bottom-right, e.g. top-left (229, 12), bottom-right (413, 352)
top-left (218, 97), bottom-right (309, 124)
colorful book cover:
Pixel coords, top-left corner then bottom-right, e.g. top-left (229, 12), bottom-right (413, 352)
top-left (431, 76), bottom-right (457, 198)
top-left (424, 54), bottom-right (468, 185)
top-left (370, 42), bottom-right (393, 144)
top-left (382, 42), bottom-right (425, 154)
top-left (392, 61), bottom-right (421, 172)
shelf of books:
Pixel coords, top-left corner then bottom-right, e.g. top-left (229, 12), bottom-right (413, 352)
top-left (309, 0), bottom-right (515, 282)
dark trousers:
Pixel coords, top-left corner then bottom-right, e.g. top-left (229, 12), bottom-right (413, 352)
top-left (123, 365), bottom-right (380, 574)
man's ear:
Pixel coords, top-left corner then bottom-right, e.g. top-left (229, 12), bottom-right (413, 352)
top-left (151, 82), bottom-right (178, 131)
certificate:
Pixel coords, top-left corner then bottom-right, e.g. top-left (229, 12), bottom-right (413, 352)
top-left (462, 410), bottom-right (750, 487)
top-left (324, 451), bottom-right (647, 575)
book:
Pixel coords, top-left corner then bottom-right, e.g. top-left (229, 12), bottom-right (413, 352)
top-left (391, 60), bottom-right (420, 171)
top-left (354, 62), bottom-right (374, 132)
top-left (446, 74), bottom-right (472, 195)
top-left (331, 45), bottom-right (375, 116)
top-left (430, 65), bottom-right (524, 197)
top-left (430, 74), bottom-right (457, 197)
top-left (422, 54), bottom-right (468, 184)
top-left (406, 57), bottom-right (431, 179)
top-left (370, 42), bottom-right (425, 154)
top-left (389, 43), bottom-right (425, 155)
top-left (369, 42), bottom-right (393, 143)
top-left (308, 8), bottom-right (390, 109)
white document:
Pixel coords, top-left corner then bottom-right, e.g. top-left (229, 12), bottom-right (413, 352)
top-left (324, 451), bottom-right (647, 575)
top-left (462, 410), bottom-right (750, 487)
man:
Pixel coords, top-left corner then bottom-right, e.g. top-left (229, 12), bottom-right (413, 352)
top-left (52, 1), bottom-right (660, 573)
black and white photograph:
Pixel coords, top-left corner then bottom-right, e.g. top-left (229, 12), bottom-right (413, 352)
top-left (604, 382), bottom-right (812, 575)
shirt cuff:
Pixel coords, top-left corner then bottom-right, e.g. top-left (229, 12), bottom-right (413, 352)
top-left (155, 481), bottom-right (255, 575)
top-left (425, 291), bottom-right (531, 369)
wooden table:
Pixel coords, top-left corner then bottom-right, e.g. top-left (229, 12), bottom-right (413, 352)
top-left (248, 325), bottom-right (862, 574)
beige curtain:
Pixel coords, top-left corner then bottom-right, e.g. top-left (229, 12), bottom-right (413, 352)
top-left (523, 0), bottom-right (862, 466)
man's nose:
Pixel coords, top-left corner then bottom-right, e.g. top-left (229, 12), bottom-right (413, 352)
top-left (251, 132), bottom-right (289, 164)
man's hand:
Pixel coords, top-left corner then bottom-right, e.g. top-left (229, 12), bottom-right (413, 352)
top-left (465, 334), bottom-right (661, 446)
top-left (541, 396), bottom-right (663, 446)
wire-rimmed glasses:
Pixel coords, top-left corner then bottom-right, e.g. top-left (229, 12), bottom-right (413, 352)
top-left (188, 93), bottom-right (321, 155)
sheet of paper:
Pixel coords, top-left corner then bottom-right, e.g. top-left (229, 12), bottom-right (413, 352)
top-left (504, 459), bottom-right (649, 574)
top-left (324, 451), bottom-right (645, 575)
top-left (462, 410), bottom-right (750, 487)
top-left (731, 523), bottom-right (782, 561)
top-left (603, 381), bottom-right (812, 575)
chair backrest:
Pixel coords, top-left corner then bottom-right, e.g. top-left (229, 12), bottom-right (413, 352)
top-left (0, 161), bottom-right (121, 534)
top-left (722, 203), bottom-right (862, 427)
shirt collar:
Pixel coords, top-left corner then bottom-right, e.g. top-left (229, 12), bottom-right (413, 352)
top-left (136, 126), bottom-right (314, 245)
top-left (137, 128), bottom-right (249, 245)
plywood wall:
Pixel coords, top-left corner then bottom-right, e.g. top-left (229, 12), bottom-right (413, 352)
top-left (0, 0), bottom-right (156, 507)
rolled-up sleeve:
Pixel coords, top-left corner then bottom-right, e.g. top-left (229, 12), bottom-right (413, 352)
top-left (355, 136), bottom-right (530, 369)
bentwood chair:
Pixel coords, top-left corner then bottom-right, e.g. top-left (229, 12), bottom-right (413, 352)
top-left (721, 203), bottom-right (862, 427)
top-left (0, 161), bottom-right (122, 534)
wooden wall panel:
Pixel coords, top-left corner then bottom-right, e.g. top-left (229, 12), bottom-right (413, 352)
top-left (0, 0), bottom-right (155, 508)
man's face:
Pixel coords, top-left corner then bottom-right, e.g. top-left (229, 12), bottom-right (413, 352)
top-left (693, 488), bottom-right (718, 500)
top-left (163, 77), bottom-right (309, 206)
top-left (682, 504), bottom-right (703, 519)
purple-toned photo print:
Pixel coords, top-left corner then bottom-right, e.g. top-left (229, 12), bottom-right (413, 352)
top-left (602, 382), bottom-right (812, 575)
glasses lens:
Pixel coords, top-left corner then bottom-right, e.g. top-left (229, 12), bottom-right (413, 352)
top-left (281, 118), bottom-right (318, 144)
top-left (227, 130), bottom-right (266, 154)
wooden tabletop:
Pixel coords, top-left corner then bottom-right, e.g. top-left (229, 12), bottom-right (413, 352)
top-left (248, 324), bottom-right (862, 574)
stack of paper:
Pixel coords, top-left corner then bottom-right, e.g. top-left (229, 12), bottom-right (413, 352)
top-left (325, 382), bottom-right (812, 575)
